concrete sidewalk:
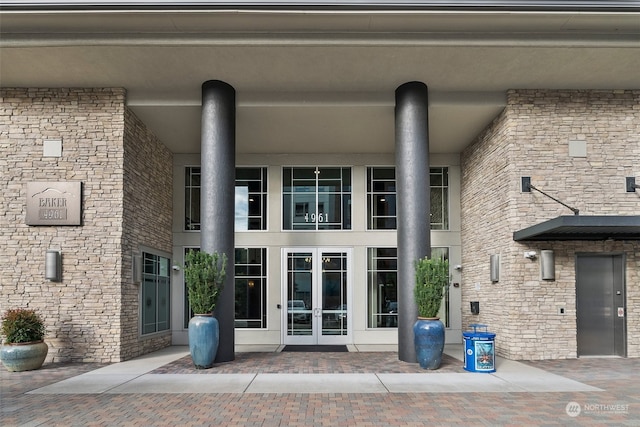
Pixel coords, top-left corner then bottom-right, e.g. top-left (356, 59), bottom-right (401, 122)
top-left (27, 345), bottom-right (601, 395)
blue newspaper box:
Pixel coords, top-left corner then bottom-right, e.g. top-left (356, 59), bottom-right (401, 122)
top-left (463, 324), bottom-right (496, 373)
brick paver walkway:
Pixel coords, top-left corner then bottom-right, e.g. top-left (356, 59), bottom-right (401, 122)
top-left (2, 351), bottom-right (639, 426)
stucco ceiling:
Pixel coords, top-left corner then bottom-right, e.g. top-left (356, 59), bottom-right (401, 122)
top-left (1, 8), bottom-right (639, 154)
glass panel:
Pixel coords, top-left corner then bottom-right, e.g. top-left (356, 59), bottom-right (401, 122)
top-left (185, 167), bottom-right (201, 231)
top-left (188, 166), bottom-right (267, 231)
top-left (430, 167), bottom-right (449, 230)
top-left (142, 276), bottom-right (157, 334)
top-left (367, 247), bottom-right (449, 329)
top-left (367, 167), bottom-right (396, 230)
top-left (235, 167), bottom-right (267, 230)
top-left (234, 247), bottom-right (267, 329)
top-left (141, 252), bottom-right (171, 335)
top-left (321, 252), bottom-right (348, 336)
top-left (367, 167), bottom-right (448, 230)
top-left (287, 253), bottom-right (313, 336)
top-left (235, 186), bottom-right (250, 231)
top-left (283, 167), bottom-right (351, 230)
top-left (367, 248), bottom-right (398, 328)
top-left (157, 277), bottom-right (170, 332)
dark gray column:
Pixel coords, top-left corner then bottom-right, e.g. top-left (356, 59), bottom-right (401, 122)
top-left (201, 80), bottom-right (236, 363)
top-left (395, 81), bottom-right (431, 363)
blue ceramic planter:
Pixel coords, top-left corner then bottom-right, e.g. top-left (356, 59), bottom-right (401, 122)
top-left (413, 318), bottom-right (445, 370)
top-left (188, 315), bottom-right (219, 369)
top-left (0, 341), bottom-right (48, 372)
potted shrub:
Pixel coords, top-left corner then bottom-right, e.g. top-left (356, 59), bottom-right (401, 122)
top-left (0, 308), bottom-right (48, 372)
top-left (413, 256), bottom-right (450, 369)
top-left (184, 250), bottom-right (227, 369)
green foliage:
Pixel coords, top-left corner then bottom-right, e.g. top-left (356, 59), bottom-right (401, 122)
top-left (414, 256), bottom-right (450, 318)
top-left (1, 308), bottom-right (46, 344)
top-left (184, 250), bottom-right (227, 315)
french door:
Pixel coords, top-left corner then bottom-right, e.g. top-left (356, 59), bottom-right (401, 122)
top-left (283, 248), bottom-right (352, 345)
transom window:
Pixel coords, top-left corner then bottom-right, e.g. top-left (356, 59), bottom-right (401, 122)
top-left (366, 167), bottom-right (449, 230)
top-left (184, 166), bottom-right (268, 231)
top-left (141, 251), bottom-right (171, 335)
top-left (282, 167), bottom-right (352, 230)
top-left (367, 247), bottom-right (450, 329)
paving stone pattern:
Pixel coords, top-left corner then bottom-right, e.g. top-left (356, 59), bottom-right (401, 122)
top-left (2, 353), bottom-right (639, 426)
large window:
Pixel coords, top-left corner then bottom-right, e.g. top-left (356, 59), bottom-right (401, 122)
top-left (141, 251), bottom-right (171, 335)
top-left (430, 167), bottom-right (449, 230)
top-left (367, 167), bottom-right (396, 230)
top-left (367, 248), bottom-right (398, 328)
top-left (183, 247), bottom-right (268, 329)
top-left (235, 248), bottom-right (267, 328)
top-left (235, 168), bottom-right (268, 231)
top-left (366, 167), bottom-right (449, 230)
top-left (367, 247), bottom-right (450, 328)
top-left (283, 167), bottom-right (352, 230)
top-left (185, 167), bottom-right (200, 230)
top-left (184, 166), bottom-right (268, 231)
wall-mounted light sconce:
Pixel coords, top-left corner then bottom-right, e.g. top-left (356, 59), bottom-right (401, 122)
top-left (524, 251), bottom-right (537, 260)
top-left (490, 254), bottom-right (500, 283)
top-left (45, 250), bottom-right (61, 281)
top-left (540, 250), bottom-right (555, 281)
top-left (453, 264), bottom-right (462, 271)
top-left (132, 254), bottom-right (142, 284)
top-left (626, 177), bottom-right (639, 193)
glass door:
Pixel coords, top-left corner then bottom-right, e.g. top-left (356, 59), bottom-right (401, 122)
top-left (283, 248), bottom-right (351, 345)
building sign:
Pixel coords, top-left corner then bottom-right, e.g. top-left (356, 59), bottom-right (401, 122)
top-left (26, 182), bottom-right (82, 226)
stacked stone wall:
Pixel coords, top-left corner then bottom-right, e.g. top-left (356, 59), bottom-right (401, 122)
top-left (0, 88), bottom-right (126, 362)
top-left (461, 90), bottom-right (640, 360)
top-left (0, 89), bottom-right (174, 363)
top-left (120, 108), bottom-right (173, 360)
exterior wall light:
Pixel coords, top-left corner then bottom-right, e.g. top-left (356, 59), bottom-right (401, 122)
top-left (45, 250), bottom-right (61, 281)
top-left (490, 254), bottom-right (500, 283)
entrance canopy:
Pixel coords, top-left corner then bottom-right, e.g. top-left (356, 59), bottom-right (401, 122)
top-left (1, 3), bottom-right (640, 155)
top-left (513, 216), bottom-right (640, 241)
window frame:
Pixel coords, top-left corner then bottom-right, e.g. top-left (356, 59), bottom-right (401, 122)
top-left (234, 247), bottom-right (268, 329)
top-left (366, 246), bottom-right (451, 329)
top-left (140, 248), bottom-right (172, 337)
top-left (184, 166), bottom-right (269, 232)
top-left (282, 166), bottom-right (352, 231)
top-left (365, 166), bottom-right (450, 231)
top-left (183, 246), bottom-right (268, 330)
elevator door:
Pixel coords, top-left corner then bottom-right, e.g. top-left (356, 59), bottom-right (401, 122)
top-left (576, 254), bottom-right (626, 357)
top-left (283, 248), bottom-right (351, 345)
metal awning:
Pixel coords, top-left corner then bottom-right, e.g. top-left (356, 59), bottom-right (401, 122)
top-left (513, 215), bottom-right (640, 241)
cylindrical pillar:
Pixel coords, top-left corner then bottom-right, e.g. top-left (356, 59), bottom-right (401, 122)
top-left (395, 81), bottom-right (431, 363)
top-left (201, 80), bottom-right (236, 363)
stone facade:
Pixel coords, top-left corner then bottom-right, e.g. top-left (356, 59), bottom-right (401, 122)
top-left (0, 88), bottom-right (172, 362)
top-left (461, 90), bottom-right (640, 360)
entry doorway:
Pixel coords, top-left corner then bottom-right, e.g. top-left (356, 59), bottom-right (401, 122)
top-left (576, 254), bottom-right (626, 357)
top-left (283, 248), bottom-right (352, 345)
